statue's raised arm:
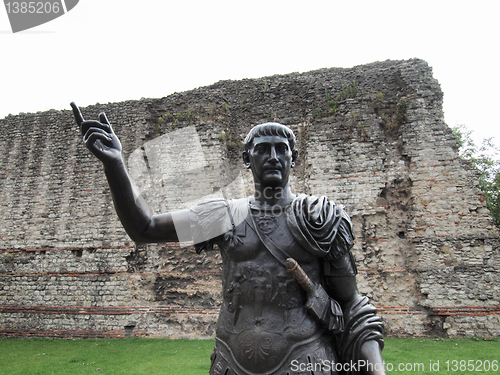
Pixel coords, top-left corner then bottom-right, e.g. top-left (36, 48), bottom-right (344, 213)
top-left (70, 102), bottom-right (190, 243)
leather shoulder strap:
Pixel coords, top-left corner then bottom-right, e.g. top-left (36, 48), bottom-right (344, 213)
top-left (246, 212), bottom-right (290, 267)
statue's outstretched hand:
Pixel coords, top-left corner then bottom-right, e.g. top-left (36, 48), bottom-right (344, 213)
top-left (71, 102), bottom-right (123, 165)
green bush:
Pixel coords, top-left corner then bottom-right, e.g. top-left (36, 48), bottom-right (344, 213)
top-left (453, 125), bottom-right (500, 228)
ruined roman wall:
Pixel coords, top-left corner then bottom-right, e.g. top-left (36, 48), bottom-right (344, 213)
top-left (1, 59), bottom-right (499, 339)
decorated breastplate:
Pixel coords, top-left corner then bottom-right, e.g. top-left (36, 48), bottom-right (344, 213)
top-left (214, 204), bottom-right (322, 373)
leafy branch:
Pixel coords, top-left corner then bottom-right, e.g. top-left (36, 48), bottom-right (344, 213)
top-left (453, 125), bottom-right (500, 228)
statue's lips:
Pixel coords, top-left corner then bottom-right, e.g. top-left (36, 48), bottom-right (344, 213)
top-left (263, 168), bottom-right (282, 174)
top-left (263, 164), bottom-right (282, 172)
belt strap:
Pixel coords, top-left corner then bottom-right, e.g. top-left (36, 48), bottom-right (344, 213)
top-left (246, 211), bottom-right (291, 267)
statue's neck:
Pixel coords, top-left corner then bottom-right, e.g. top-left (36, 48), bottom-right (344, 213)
top-left (252, 183), bottom-right (295, 208)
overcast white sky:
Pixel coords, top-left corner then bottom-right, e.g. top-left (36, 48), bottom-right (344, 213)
top-left (1, 0), bottom-right (499, 146)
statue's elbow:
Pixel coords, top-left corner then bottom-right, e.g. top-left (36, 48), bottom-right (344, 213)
top-left (125, 227), bottom-right (153, 244)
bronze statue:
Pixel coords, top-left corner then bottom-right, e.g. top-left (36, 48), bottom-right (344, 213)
top-left (71, 102), bottom-right (386, 375)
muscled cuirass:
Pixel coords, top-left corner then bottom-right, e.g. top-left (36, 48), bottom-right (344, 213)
top-left (214, 203), bottom-right (325, 374)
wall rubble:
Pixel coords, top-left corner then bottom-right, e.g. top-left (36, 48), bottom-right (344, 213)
top-left (1, 58), bottom-right (499, 338)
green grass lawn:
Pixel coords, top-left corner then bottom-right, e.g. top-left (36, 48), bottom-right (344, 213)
top-left (382, 337), bottom-right (499, 374)
top-left (0, 338), bottom-right (214, 375)
top-left (0, 337), bottom-right (498, 374)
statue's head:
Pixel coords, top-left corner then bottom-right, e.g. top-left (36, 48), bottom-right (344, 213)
top-left (242, 123), bottom-right (298, 188)
top-left (243, 122), bottom-right (297, 154)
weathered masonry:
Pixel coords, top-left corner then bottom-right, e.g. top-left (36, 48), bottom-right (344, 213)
top-left (1, 59), bottom-right (499, 338)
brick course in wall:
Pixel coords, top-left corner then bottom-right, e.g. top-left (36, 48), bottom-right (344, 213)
top-left (1, 59), bottom-right (499, 338)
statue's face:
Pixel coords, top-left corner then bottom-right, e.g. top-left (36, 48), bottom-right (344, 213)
top-left (245, 135), bottom-right (295, 188)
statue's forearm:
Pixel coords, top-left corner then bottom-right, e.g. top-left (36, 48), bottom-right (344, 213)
top-left (72, 103), bottom-right (187, 244)
top-left (103, 158), bottom-right (154, 242)
top-left (360, 340), bottom-right (386, 375)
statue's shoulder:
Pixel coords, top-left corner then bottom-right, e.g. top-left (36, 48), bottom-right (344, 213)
top-left (228, 197), bottom-right (250, 209)
top-left (291, 193), bottom-right (349, 216)
top-left (287, 193), bottom-right (354, 258)
top-left (293, 192), bottom-right (334, 201)
top-left (191, 196), bottom-right (247, 212)
top-left (189, 196), bottom-right (249, 238)
top-left (189, 197), bottom-right (247, 254)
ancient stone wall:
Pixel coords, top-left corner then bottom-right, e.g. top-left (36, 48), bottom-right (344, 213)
top-left (1, 59), bottom-right (499, 339)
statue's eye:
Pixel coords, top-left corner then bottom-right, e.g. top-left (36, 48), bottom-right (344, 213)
top-left (254, 144), bottom-right (267, 153)
top-left (277, 144), bottom-right (288, 153)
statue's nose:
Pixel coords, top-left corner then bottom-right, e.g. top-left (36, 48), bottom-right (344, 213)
top-left (269, 146), bottom-right (278, 162)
